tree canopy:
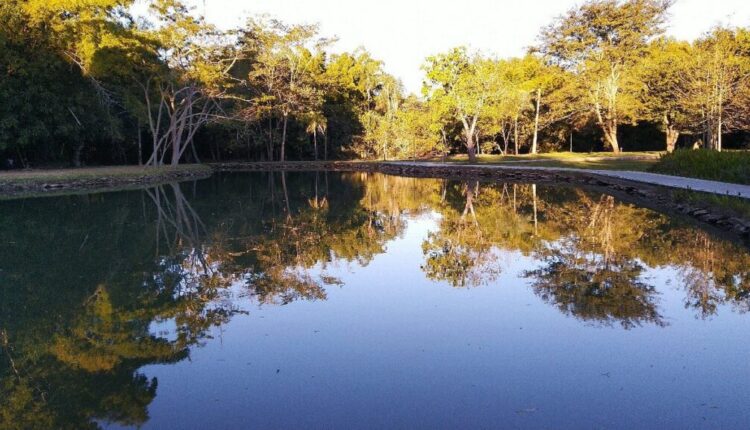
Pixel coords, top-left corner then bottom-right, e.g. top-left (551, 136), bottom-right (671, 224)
top-left (2, 0), bottom-right (750, 167)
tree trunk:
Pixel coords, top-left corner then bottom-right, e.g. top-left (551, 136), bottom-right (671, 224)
top-left (465, 129), bottom-right (477, 163)
top-left (593, 92), bottom-right (620, 153)
top-left (324, 132), bottom-right (328, 161)
top-left (514, 117), bottom-right (519, 155)
top-left (666, 127), bottom-right (679, 153)
top-left (280, 114), bottom-right (288, 162)
top-left (137, 120), bottom-right (143, 166)
top-left (664, 115), bottom-right (679, 153)
top-left (569, 131), bottom-right (573, 152)
top-left (171, 136), bottom-right (181, 165)
top-left (72, 143), bottom-right (84, 168)
top-left (313, 130), bottom-right (318, 161)
top-left (717, 112), bottom-right (723, 152)
top-left (267, 116), bottom-right (274, 161)
top-left (531, 88), bottom-right (541, 155)
top-left (467, 144), bottom-right (477, 163)
top-left (604, 124), bottom-right (620, 153)
top-left (707, 123), bottom-right (717, 151)
top-left (462, 115), bottom-right (479, 163)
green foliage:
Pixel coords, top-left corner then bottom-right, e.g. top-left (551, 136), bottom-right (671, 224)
top-left (2, 0), bottom-right (750, 166)
top-left (421, 49), bottom-right (553, 159)
top-left (651, 149), bottom-right (750, 185)
top-left (0, 0), bottom-right (129, 166)
top-left (537, 0), bottom-right (673, 153)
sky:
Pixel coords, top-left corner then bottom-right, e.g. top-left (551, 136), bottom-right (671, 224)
top-left (176, 0), bottom-right (750, 94)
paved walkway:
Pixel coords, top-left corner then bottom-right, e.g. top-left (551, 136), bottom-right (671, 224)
top-left (387, 162), bottom-right (750, 200)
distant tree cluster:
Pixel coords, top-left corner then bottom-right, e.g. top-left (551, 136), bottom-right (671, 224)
top-left (2, 0), bottom-right (750, 167)
top-left (425, 0), bottom-right (750, 160)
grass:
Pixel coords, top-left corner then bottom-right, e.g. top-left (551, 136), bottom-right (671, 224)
top-left (441, 151), bottom-right (662, 171)
top-left (672, 189), bottom-right (750, 220)
top-left (507, 158), bottom-right (658, 171)
top-left (0, 164), bottom-right (212, 186)
top-left (650, 150), bottom-right (750, 185)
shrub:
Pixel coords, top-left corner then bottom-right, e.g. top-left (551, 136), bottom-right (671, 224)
top-left (650, 150), bottom-right (750, 185)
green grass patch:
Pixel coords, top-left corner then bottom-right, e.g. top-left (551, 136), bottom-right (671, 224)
top-left (650, 150), bottom-right (750, 185)
top-left (514, 159), bottom-right (657, 171)
top-left (441, 151), bottom-right (660, 171)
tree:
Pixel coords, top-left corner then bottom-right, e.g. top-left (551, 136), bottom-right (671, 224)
top-left (524, 57), bottom-right (559, 154)
top-left (638, 38), bottom-right (695, 152)
top-left (538, 0), bottom-right (673, 153)
top-left (494, 56), bottom-right (539, 155)
top-left (138, 0), bottom-right (236, 165)
top-left (361, 75), bottom-right (411, 160)
top-left (422, 48), bottom-right (501, 162)
top-left (685, 27), bottom-right (750, 151)
top-left (0, 0), bottom-right (135, 166)
top-left (303, 112), bottom-right (327, 160)
top-left (322, 49), bottom-right (386, 158)
top-left (239, 18), bottom-right (327, 161)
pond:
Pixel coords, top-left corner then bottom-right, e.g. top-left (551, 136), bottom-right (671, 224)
top-left (1, 171), bottom-right (750, 429)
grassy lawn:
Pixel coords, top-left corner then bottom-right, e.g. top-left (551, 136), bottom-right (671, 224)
top-left (0, 164), bottom-right (212, 186)
top-left (650, 150), bottom-right (750, 185)
top-left (441, 151), bottom-right (662, 171)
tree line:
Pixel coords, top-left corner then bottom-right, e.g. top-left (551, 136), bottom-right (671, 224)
top-left (1, 0), bottom-right (749, 167)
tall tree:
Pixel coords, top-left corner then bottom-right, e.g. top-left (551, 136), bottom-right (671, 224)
top-left (638, 38), bottom-right (695, 152)
top-left (239, 18), bottom-right (326, 161)
top-left (537, 0), bottom-right (673, 153)
top-left (322, 48), bottom-right (386, 158)
top-left (139, 0), bottom-right (236, 165)
top-left (422, 48), bottom-right (499, 162)
top-left (686, 27), bottom-right (750, 151)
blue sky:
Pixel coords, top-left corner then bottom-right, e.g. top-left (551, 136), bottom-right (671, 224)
top-left (167, 0), bottom-right (750, 93)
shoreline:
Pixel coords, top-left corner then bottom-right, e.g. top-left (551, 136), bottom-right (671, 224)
top-left (213, 161), bottom-right (750, 242)
top-left (2, 161), bottom-right (749, 242)
top-left (0, 164), bottom-right (213, 199)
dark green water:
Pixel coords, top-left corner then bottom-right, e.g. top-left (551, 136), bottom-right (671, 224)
top-left (1, 172), bottom-right (749, 429)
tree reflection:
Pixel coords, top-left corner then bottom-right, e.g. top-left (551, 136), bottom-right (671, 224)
top-left (2, 172), bottom-right (750, 428)
top-left (0, 173), bottom-right (434, 428)
top-left (526, 242), bottom-right (664, 329)
top-left (667, 230), bottom-right (750, 319)
top-left (525, 194), bottom-right (665, 328)
top-left (422, 182), bottom-right (501, 287)
top-left (0, 181), bottom-right (243, 429)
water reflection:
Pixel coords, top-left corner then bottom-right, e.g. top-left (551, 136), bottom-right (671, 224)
top-left (1, 172), bottom-right (749, 428)
top-left (525, 195), bottom-right (665, 328)
top-left (422, 182), bottom-right (502, 288)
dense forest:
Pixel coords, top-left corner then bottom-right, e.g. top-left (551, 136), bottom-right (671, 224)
top-left (1, 0), bottom-right (749, 167)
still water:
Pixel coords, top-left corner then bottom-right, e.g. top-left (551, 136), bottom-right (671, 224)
top-left (1, 172), bottom-right (750, 429)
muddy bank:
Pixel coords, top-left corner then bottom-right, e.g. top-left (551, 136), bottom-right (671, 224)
top-left (0, 165), bottom-right (212, 199)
